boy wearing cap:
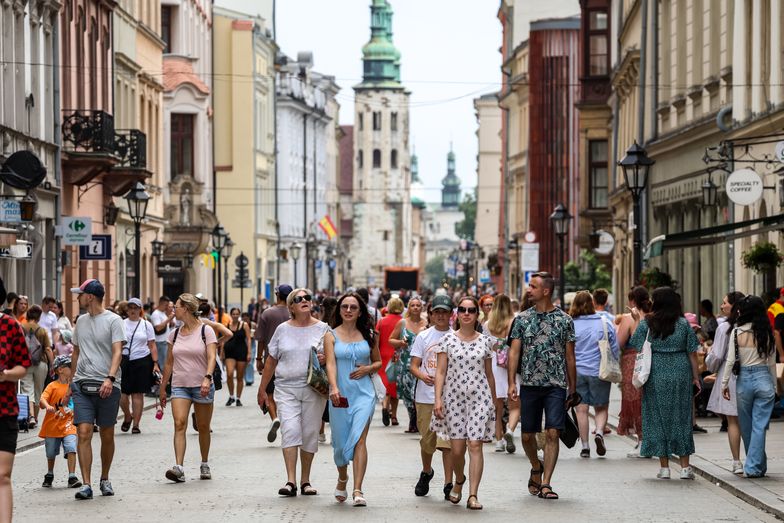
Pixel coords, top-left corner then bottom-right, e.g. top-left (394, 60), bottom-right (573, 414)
top-left (40, 355), bottom-right (80, 488)
top-left (69, 279), bottom-right (126, 500)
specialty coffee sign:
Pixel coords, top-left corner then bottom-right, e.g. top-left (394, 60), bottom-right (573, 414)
top-left (725, 168), bottom-right (763, 206)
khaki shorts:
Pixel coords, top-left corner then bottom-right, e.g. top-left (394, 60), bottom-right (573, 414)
top-left (416, 403), bottom-right (450, 454)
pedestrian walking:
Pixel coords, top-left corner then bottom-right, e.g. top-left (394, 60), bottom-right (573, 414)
top-left (12, 295), bottom-right (28, 324)
top-left (324, 292), bottom-right (381, 506)
top-left (54, 300), bottom-right (73, 333)
top-left (0, 277), bottom-right (32, 522)
top-left (722, 296), bottom-right (777, 478)
top-left (569, 291), bottom-right (619, 458)
top-left (159, 293), bottom-right (219, 483)
top-left (705, 291), bottom-right (745, 474)
top-left (376, 297), bottom-right (404, 426)
top-left (150, 296), bottom-right (175, 387)
top-left (389, 295), bottom-right (426, 433)
top-left (255, 285), bottom-right (293, 443)
top-left (20, 305), bottom-right (54, 429)
top-left (615, 285), bottom-right (651, 450)
top-left (69, 279), bottom-right (126, 500)
top-left (223, 308), bottom-right (251, 407)
top-left (432, 296), bottom-right (496, 510)
top-left (628, 287), bottom-right (701, 480)
top-left (483, 294), bottom-right (520, 454)
top-left (592, 288), bottom-right (615, 323)
top-left (508, 272), bottom-right (578, 500)
top-left (119, 298), bottom-right (158, 434)
top-left (478, 294), bottom-right (494, 325)
top-left (39, 296), bottom-right (61, 346)
top-left (409, 295), bottom-right (454, 499)
top-left (257, 288), bottom-right (329, 497)
top-left (39, 355), bottom-right (81, 489)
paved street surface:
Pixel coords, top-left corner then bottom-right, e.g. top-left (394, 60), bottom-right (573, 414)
top-left (11, 383), bottom-right (778, 523)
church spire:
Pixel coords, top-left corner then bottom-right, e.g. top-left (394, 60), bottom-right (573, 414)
top-left (441, 145), bottom-right (461, 208)
top-left (357, 0), bottom-right (402, 89)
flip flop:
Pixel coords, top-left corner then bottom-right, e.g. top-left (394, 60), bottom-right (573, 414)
top-left (121, 420), bottom-right (131, 433)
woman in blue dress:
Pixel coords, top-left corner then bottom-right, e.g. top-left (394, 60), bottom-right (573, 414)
top-left (324, 292), bottom-right (381, 507)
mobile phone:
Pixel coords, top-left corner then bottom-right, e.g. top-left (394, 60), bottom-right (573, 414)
top-left (335, 396), bottom-right (349, 408)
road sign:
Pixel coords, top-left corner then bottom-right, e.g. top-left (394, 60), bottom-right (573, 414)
top-left (523, 271), bottom-right (536, 285)
top-left (79, 235), bottom-right (112, 260)
top-left (62, 217), bottom-right (92, 245)
top-left (328, 259), bottom-right (336, 270)
top-left (0, 200), bottom-right (21, 223)
top-left (315, 259), bottom-right (323, 270)
top-left (521, 243), bottom-right (539, 271)
top-left (235, 253), bottom-right (249, 268)
top-left (232, 279), bottom-right (252, 288)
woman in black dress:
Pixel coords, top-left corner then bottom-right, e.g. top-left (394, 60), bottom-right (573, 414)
top-left (223, 307), bottom-right (251, 406)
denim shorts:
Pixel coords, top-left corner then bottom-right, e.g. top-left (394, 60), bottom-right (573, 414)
top-left (519, 386), bottom-right (567, 433)
top-left (576, 374), bottom-right (611, 406)
top-left (71, 383), bottom-right (121, 428)
top-left (45, 434), bottom-right (77, 459)
top-left (171, 385), bottom-right (215, 404)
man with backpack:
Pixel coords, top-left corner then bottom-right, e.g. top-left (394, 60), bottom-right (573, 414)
top-left (20, 305), bottom-right (54, 429)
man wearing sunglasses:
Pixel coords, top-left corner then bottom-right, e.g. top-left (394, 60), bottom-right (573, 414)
top-left (507, 272), bottom-right (577, 501)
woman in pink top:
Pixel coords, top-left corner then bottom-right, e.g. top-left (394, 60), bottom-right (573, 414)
top-left (159, 293), bottom-right (218, 483)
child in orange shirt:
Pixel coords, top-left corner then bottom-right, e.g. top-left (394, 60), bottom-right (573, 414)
top-left (39, 355), bottom-right (80, 488)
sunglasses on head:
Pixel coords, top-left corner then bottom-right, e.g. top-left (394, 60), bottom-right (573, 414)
top-left (293, 295), bottom-right (312, 304)
top-left (340, 303), bottom-right (360, 312)
top-left (457, 306), bottom-right (478, 314)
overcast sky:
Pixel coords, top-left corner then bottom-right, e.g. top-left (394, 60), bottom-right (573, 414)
top-left (219, 0), bottom-right (579, 204)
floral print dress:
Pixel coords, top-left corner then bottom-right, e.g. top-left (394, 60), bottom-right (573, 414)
top-left (396, 327), bottom-right (417, 409)
top-left (430, 331), bottom-right (495, 441)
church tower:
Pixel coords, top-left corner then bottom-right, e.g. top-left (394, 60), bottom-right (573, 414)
top-left (441, 146), bottom-right (461, 208)
top-left (350, 0), bottom-right (412, 287)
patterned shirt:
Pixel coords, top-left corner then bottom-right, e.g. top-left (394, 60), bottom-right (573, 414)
top-left (510, 307), bottom-right (575, 388)
top-left (0, 312), bottom-right (32, 417)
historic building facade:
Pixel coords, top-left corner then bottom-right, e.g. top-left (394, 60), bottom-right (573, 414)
top-left (473, 93), bottom-right (502, 284)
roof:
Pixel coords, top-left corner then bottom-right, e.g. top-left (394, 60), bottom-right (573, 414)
top-left (530, 16), bottom-right (581, 32)
top-left (163, 56), bottom-right (210, 95)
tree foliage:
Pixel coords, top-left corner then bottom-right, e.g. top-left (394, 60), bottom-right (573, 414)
top-left (564, 250), bottom-right (612, 292)
top-left (455, 191), bottom-right (476, 240)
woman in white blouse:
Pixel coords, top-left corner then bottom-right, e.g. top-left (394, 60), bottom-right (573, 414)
top-left (258, 288), bottom-right (329, 497)
top-left (120, 298), bottom-right (159, 434)
top-left (722, 296), bottom-right (777, 478)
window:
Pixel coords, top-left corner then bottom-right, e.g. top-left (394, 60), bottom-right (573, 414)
top-left (358, 113), bottom-right (363, 131)
top-left (587, 10), bottom-right (609, 76)
top-left (161, 6), bottom-right (172, 53)
top-left (372, 111), bottom-right (381, 131)
top-left (171, 113), bottom-right (194, 179)
top-left (358, 150), bottom-right (363, 169)
top-left (589, 140), bottom-right (608, 208)
top-left (391, 112), bottom-right (398, 131)
top-left (372, 149), bottom-right (381, 168)
top-left (391, 149), bottom-right (398, 168)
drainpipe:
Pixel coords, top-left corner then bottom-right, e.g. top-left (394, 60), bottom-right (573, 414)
top-left (637, 0), bottom-right (649, 273)
top-left (53, 12), bottom-right (62, 297)
top-left (650, 0), bottom-right (659, 143)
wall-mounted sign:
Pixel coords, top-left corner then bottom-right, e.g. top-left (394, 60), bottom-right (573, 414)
top-left (0, 200), bottom-right (21, 223)
top-left (520, 243), bottom-right (539, 271)
top-left (79, 235), bottom-right (112, 260)
top-left (62, 217), bottom-right (92, 245)
top-left (593, 230), bottom-right (615, 256)
top-left (775, 141), bottom-right (784, 163)
top-left (725, 168), bottom-right (763, 206)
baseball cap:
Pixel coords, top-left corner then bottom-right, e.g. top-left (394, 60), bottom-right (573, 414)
top-left (431, 295), bottom-right (453, 312)
top-left (127, 297), bottom-right (143, 308)
top-left (195, 293), bottom-right (207, 301)
top-left (53, 354), bottom-right (72, 369)
top-left (276, 284), bottom-right (293, 299)
top-left (70, 279), bottom-right (105, 299)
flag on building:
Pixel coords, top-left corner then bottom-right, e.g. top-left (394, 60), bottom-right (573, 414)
top-left (318, 215), bottom-right (337, 240)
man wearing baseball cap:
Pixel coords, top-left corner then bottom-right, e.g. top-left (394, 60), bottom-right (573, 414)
top-left (254, 284), bottom-right (292, 442)
top-left (69, 279), bottom-right (126, 500)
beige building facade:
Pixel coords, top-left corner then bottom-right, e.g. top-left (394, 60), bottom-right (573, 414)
top-left (473, 93), bottom-right (503, 275)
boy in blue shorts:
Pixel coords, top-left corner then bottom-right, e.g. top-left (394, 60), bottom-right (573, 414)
top-left (39, 355), bottom-right (80, 488)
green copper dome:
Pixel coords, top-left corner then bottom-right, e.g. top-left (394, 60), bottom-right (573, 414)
top-left (442, 145), bottom-right (461, 208)
top-left (357, 0), bottom-right (402, 89)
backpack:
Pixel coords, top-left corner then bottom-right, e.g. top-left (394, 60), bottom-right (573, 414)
top-left (25, 326), bottom-right (44, 365)
top-left (172, 324), bottom-right (223, 390)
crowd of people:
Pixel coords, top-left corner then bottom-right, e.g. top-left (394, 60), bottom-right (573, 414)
top-left (0, 272), bottom-right (780, 520)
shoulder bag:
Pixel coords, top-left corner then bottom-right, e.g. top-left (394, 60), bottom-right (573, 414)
top-left (306, 328), bottom-right (329, 397)
top-left (632, 329), bottom-right (652, 389)
top-left (598, 319), bottom-right (622, 383)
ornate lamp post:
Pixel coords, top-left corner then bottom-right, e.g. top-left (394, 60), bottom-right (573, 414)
top-left (290, 242), bottom-right (302, 287)
top-left (211, 224), bottom-right (227, 311)
top-left (124, 182), bottom-right (150, 297)
top-left (618, 141), bottom-right (654, 283)
top-left (549, 203), bottom-right (571, 304)
top-left (223, 237), bottom-right (234, 309)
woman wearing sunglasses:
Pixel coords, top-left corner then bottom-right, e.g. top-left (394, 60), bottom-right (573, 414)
top-left (258, 288), bottom-right (329, 497)
top-left (324, 292), bottom-right (381, 506)
top-left (432, 296), bottom-right (496, 510)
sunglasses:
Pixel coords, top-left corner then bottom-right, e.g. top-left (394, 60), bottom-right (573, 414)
top-left (340, 303), bottom-right (360, 312)
top-left (293, 295), bottom-right (312, 304)
top-left (457, 306), bottom-right (478, 314)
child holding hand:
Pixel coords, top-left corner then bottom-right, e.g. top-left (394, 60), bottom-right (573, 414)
top-left (39, 355), bottom-right (80, 488)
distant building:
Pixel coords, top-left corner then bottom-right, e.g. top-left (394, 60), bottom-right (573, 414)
top-left (423, 148), bottom-right (464, 261)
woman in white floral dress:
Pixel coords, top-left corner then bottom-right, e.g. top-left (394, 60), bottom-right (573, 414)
top-left (433, 297), bottom-right (496, 510)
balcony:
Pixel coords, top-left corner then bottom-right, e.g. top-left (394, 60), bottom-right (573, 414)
top-left (106, 129), bottom-right (151, 196)
top-left (61, 109), bottom-right (118, 185)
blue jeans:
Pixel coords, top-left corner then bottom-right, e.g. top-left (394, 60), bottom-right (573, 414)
top-left (245, 340), bottom-right (257, 385)
top-left (156, 341), bottom-right (168, 369)
top-left (736, 365), bottom-right (775, 477)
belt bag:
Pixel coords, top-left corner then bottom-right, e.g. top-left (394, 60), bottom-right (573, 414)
top-left (78, 379), bottom-right (106, 395)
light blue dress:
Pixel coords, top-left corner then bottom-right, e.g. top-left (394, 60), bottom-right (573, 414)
top-left (329, 334), bottom-right (377, 467)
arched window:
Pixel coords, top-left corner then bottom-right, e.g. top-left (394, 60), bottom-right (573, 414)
top-left (391, 149), bottom-right (398, 169)
top-left (372, 149), bottom-right (381, 168)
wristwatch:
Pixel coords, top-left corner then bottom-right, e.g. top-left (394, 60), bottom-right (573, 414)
top-left (105, 375), bottom-right (116, 383)
top-left (204, 374), bottom-right (213, 381)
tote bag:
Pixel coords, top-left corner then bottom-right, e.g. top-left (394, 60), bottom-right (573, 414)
top-left (598, 320), bottom-right (622, 383)
top-left (632, 331), bottom-right (652, 389)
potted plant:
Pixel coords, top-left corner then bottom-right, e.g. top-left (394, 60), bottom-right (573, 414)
top-left (741, 241), bottom-right (784, 273)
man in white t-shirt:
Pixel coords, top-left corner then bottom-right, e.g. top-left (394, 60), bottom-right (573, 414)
top-left (150, 296), bottom-right (175, 380)
top-left (39, 296), bottom-right (60, 345)
top-left (409, 294), bottom-right (454, 499)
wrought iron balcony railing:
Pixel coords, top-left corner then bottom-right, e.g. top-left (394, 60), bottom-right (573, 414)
top-left (114, 129), bottom-right (147, 169)
top-left (62, 110), bottom-right (115, 154)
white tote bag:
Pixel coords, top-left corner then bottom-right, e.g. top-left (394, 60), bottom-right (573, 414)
top-left (598, 319), bottom-right (622, 383)
top-left (632, 331), bottom-right (652, 389)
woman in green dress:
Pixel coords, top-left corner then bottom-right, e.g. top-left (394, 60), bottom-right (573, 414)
top-left (628, 287), bottom-right (702, 480)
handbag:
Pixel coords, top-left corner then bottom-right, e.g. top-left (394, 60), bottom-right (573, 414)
top-left (598, 319), bottom-right (622, 383)
top-left (632, 330), bottom-right (652, 389)
top-left (559, 407), bottom-right (579, 448)
top-left (371, 372), bottom-right (386, 401)
top-left (385, 355), bottom-right (402, 383)
top-left (307, 347), bottom-right (329, 397)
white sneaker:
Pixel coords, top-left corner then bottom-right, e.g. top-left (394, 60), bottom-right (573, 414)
top-left (494, 439), bottom-right (506, 452)
top-left (503, 430), bottom-right (516, 453)
top-left (318, 433), bottom-right (327, 444)
top-left (627, 448), bottom-right (642, 458)
top-left (656, 467), bottom-right (671, 479)
top-left (731, 460), bottom-right (744, 475)
top-left (680, 466), bottom-right (695, 480)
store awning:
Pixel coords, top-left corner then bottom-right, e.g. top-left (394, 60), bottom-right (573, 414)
top-left (645, 212), bottom-right (784, 258)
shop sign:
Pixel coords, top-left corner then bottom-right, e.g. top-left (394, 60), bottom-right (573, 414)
top-left (593, 230), bottom-right (615, 256)
top-left (0, 200), bottom-right (21, 223)
top-left (725, 168), bottom-right (763, 206)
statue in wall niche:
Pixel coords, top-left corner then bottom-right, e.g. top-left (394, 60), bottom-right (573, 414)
top-left (180, 186), bottom-right (192, 226)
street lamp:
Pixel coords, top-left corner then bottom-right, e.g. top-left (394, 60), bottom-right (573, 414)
top-left (549, 203), bottom-right (571, 304)
top-left (290, 242), bottom-right (302, 287)
top-left (618, 141), bottom-right (654, 283)
top-left (124, 182), bottom-right (150, 297)
top-left (223, 237), bottom-right (234, 308)
top-left (211, 224), bottom-right (227, 311)
top-left (151, 239), bottom-right (164, 258)
top-left (702, 178), bottom-right (718, 207)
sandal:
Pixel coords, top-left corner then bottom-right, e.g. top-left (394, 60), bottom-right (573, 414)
top-left (538, 484), bottom-right (559, 500)
top-left (278, 482), bottom-right (297, 497)
top-left (449, 475), bottom-right (466, 504)
top-left (352, 489), bottom-right (367, 507)
top-left (131, 427), bottom-right (141, 434)
top-left (300, 482), bottom-right (318, 495)
top-left (528, 459), bottom-right (544, 496)
top-left (121, 420), bottom-right (131, 433)
top-left (443, 482), bottom-right (453, 500)
top-left (391, 416), bottom-right (399, 426)
top-left (466, 495), bottom-right (483, 510)
top-left (334, 476), bottom-right (349, 503)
